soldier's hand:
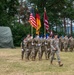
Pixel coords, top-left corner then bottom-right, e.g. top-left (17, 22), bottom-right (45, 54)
top-left (54, 48), bottom-right (57, 50)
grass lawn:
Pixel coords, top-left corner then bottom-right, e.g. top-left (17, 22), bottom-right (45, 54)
top-left (0, 48), bottom-right (74, 75)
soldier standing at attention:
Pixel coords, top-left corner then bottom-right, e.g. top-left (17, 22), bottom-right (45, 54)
top-left (59, 36), bottom-right (64, 51)
top-left (68, 35), bottom-right (74, 52)
top-left (63, 35), bottom-right (69, 52)
top-left (50, 34), bottom-right (63, 67)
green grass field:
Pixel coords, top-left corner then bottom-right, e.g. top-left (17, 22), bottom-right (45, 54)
top-left (0, 48), bottom-right (74, 75)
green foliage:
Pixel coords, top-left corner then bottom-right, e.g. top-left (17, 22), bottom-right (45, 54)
top-left (72, 33), bottom-right (74, 37)
top-left (11, 22), bottom-right (31, 46)
top-left (0, 0), bottom-right (19, 26)
top-left (29, 0), bottom-right (74, 33)
top-left (0, 0), bottom-right (74, 46)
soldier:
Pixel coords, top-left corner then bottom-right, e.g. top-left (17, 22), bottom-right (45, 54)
top-left (25, 34), bottom-right (32, 60)
top-left (21, 38), bottom-right (26, 60)
top-left (68, 36), bottom-right (74, 52)
top-left (45, 36), bottom-right (51, 60)
top-left (34, 35), bottom-right (42, 60)
top-left (63, 35), bottom-right (69, 52)
top-left (28, 36), bottom-right (36, 61)
top-left (40, 37), bottom-right (46, 59)
top-left (50, 34), bottom-right (63, 67)
top-left (59, 36), bottom-right (64, 51)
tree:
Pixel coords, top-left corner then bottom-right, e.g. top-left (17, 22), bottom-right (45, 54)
top-left (61, 0), bottom-right (74, 35)
top-left (28, 0), bottom-right (74, 35)
top-left (0, 0), bottom-right (19, 26)
top-left (28, 0), bottom-right (66, 32)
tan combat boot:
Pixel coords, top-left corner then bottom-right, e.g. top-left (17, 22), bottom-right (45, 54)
top-left (58, 61), bottom-right (63, 67)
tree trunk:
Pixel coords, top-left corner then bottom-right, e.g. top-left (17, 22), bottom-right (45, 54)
top-left (19, 15), bottom-right (20, 23)
top-left (70, 20), bottom-right (72, 35)
top-left (63, 17), bottom-right (66, 34)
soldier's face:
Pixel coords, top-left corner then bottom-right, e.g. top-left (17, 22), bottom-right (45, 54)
top-left (65, 36), bottom-right (67, 38)
top-left (31, 36), bottom-right (33, 39)
top-left (27, 35), bottom-right (30, 38)
top-left (55, 35), bottom-right (58, 38)
top-left (37, 35), bottom-right (39, 38)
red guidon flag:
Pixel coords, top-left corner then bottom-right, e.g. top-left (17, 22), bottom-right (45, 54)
top-left (29, 13), bottom-right (37, 29)
top-left (44, 8), bottom-right (49, 30)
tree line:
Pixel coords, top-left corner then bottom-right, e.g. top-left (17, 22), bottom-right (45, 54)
top-left (0, 0), bottom-right (74, 46)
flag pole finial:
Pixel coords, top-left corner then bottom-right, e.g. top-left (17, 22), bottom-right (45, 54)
top-left (44, 7), bottom-right (46, 12)
top-left (36, 5), bottom-right (38, 10)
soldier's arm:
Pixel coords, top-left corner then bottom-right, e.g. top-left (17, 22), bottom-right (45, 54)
top-left (50, 39), bottom-right (56, 50)
top-left (68, 38), bottom-right (71, 43)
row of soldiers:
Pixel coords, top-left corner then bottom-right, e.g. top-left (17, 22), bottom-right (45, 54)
top-left (21, 34), bottom-right (51, 61)
top-left (21, 34), bottom-right (74, 61)
top-left (59, 35), bottom-right (74, 52)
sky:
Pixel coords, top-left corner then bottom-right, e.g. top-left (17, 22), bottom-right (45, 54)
top-left (22, 0), bottom-right (26, 1)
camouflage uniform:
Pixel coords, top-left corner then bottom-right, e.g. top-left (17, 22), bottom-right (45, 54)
top-left (39, 37), bottom-right (46, 60)
top-left (30, 36), bottom-right (41, 61)
top-left (50, 35), bottom-right (63, 66)
top-left (25, 36), bottom-right (32, 60)
top-left (30, 36), bottom-right (41, 60)
top-left (45, 37), bottom-right (51, 60)
top-left (21, 40), bottom-right (25, 60)
top-left (63, 36), bottom-right (69, 52)
top-left (59, 36), bottom-right (64, 51)
top-left (69, 36), bottom-right (74, 52)
top-left (35, 37), bottom-right (42, 60)
top-left (21, 38), bottom-right (27, 60)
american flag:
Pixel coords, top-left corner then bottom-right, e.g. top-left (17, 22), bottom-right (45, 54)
top-left (44, 8), bottom-right (49, 30)
top-left (29, 13), bottom-right (37, 29)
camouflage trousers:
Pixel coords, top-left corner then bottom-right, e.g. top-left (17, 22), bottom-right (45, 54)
top-left (21, 48), bottom-right (25, 60)
top-left (50, 50), bottom-right (61, 63)
top-left (69, 45), bottom-right (74, 52)
top-left (25, 48), bottom-right (32, 60)
top-left (63, 43), bottom-right (68, 52)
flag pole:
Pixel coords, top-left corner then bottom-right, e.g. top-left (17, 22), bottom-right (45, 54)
top-left (44, 24), bottom-right (46, 36)
top-left (31, 5), bottom-right (34, 37)
top-left (44, 7), bottom-right (46, 36)
top-left (31, 26), bottom-right (33, 37)
top-left (36, 5), bottom-right (38, 35)
top-left (36, 5), bottom-right (41, 36)
top-left (29, 5), bottom-right (37, 37)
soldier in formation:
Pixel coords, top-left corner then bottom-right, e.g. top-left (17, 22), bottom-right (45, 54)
top-left (63, 35), bottom-right (69, 52)
top-left (59, 36), bottom-right (64, 51)
top-left (21, 37), bottom-right (27, 60)
top-left (68, 35), bottom-right (74, 52)
top-left (21, 34), bottom-right (52, 61)
top-left (59, 35), bottom-right (74, 52)
top-left (21, 34), bottom-right (74, 65)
